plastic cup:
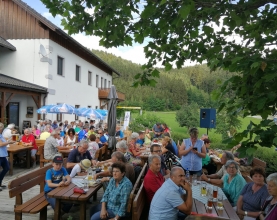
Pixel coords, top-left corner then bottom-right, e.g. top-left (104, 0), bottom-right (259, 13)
top-left (83, 179), bottom-right (89, 192)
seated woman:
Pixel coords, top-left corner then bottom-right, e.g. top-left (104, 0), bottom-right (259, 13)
top-left (202, 139), bottom-right (217, 175)
top-left (90, 162), bottom-right (133, 220)
top-left (236, 167), bottom-right (269, 220)
top-left (128, 132), bottom-right (142, 157)
top-left (222, 160), bottom-right (246, 206)
top-left (31, 125), bottom-right (40, 139)
top-left (258, 173), bottom-right (277, 220)
top-left (162, 123), bottom-right (170, 135)
top-left (88, 134), bottom-right (99, 159)
top-left (64, 128), bottom-right (78, 147)
top-left (144, 128), bottom-right (152, 145)
top-left (161, 136), bottom-right (176, 155)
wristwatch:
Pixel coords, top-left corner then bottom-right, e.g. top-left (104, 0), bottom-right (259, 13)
top-left (244, 211), bottom-right (248, 216)
top-left (208, 178), bottom-right (211, 182)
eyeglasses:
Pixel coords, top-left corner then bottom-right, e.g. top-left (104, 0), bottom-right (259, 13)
top-left (228, 166), bottom-right (236, 169)
top-left (153, 150), bottom-right (162, 153)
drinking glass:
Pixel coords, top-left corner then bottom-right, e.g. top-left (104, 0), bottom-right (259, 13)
top-left (83, 179), bottom-right (89, 192)
top-left (103, 163), bottom-right (108, 171)
top-left (217, 194), bottom-right (224, 210)
top-left (192, 174), bottom-right (197, 186)
top-left (213, 185), bottom-right (218, 201)
top-left (207, 195), bottom-right (213, 209)
top-left (201, 182), bottom-right (207, 196)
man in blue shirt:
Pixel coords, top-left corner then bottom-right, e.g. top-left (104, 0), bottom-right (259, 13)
top-left (98, 129), bottom-right (108, 148)
top-left (136, 131), bottom-right (145, 147)
top-left (149, 167), bottom-right (192, 220)
top-left (51, 120), bottom-right (58, 130)
top-left (152, 123), bottom-right (164, 138)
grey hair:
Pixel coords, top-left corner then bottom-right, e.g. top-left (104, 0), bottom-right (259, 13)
top-left (79, 140), bottom-right (89, 147)
top-left (148, 155), bottom-right (161, 165)
top-left (111, 151), bottom-right (126, 163)
top-left (189, 127), bottom-right (199, 137)
top-left (266, 173), bottom-right (277, 186)
top-left (33, 125), bottom-right (37, 129)
top-left (24, 128), bottom-right (31, 133)
top-left (116, 140), bottom-right (127, 149)
top-left (224, 151), bottom-right (234, 161)
top-left (224, 160), bottom-right (239, 170)
top-left (0, 123), bottom-right (4, 130)
top-left (170, 166), bottom-right (184, 177)
top-left (51, 129), bottom-right (58, 136)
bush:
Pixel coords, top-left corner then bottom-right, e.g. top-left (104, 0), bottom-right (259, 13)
top-left (253, 147), bottom-right (277, 176)
top-left (128, 113), bottom-right (165, 132)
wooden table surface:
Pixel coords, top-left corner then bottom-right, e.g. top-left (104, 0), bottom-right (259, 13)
top-left (58, 147), bottom-right (72, 157)
top-left (7, 144), bottom-right (33, 175)
top-left (48, 182), bottom-right (102, 220)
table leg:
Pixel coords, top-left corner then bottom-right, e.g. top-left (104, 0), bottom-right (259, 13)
top-left (26, 149), bottom-right (30, 169)
top-left (53, 199), bottom-right (61, 220)
top-left (79, 202), bottom-right (86, 220)
top-left (9, 152), bottom-right (14, 175)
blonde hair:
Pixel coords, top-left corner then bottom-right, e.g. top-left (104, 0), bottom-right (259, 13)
top-left (163, 136), bottom-right (171, 144)
top-left (189, 127), bottom-right (199, 137)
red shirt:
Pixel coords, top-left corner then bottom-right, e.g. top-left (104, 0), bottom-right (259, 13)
top-left (22, 134), bottom-right (37, 150)
top-left (143, 169), bottom-right (164, 204)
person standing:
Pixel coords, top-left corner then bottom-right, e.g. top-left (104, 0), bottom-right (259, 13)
top-left (0, 123), bottom-right (15, 191)
top-left (179, 128), bottom-right (206, 177)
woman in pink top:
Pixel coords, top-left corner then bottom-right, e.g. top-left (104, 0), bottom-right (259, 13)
top-left (31, 125), bottom-right (40, 139)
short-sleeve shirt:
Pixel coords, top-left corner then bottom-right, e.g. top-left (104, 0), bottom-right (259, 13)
top-left (100, 135), bottom-right (107, 144)
top-left (144, 169), bottom-right (164, 204)
top-left (136, 138), bottom-right (144, 146)
top-left (241, 182), bottom-right (269, 212)
top-left (0, 134), bottom-right (8, 157)
top-left (70, 164), bottom-right (82, 178)
top-left (88, 141), bottom-right (99, 159)
top-left (44, 167), bottom-right (68, 193)
top-left (21, 134), bottom-right (37, 150)
top-left (152, 124), bottom-right (164, 133)
top-left (149, 178), bottom-right (185, 220)
top-left (44, 136), bottom-right (59, 159)
top-left (67, 148), bottom-right (92, 173)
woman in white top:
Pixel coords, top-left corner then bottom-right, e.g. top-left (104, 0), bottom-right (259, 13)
top-left (64, 128), bottom-right (77, 146)
top-left (88, 134), bottom-right (99, 159)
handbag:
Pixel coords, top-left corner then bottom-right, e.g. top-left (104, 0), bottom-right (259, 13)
top-left (73, 187), bottom-right (86, 194)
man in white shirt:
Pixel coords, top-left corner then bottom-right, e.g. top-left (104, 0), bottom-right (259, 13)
top-left (2, 124), bottom-right (15, 139)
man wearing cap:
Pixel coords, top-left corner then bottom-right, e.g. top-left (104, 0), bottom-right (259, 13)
top-left (2, 124), bottom-right (15, 139)
top-left (152, 123), bottom-right (164, 138)
top-left (66, 140), bottom-right (96, 173)
top-left (44, 130), bottom-right (62, 160)
top-left (70, 159), bottom-right (91, 178)
top-left (44, 155), bottom-right (72, 214)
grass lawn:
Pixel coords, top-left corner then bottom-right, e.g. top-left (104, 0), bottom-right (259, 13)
top-left (143, 111), bottom-right (261, 143)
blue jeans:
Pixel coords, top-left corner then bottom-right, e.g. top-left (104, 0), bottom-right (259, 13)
top-left (0, 157), bottom-right (10, 185)
top-left (45, 193), bottom-right (72, 213)
top-left (90, 204), bottom-right (116, 220)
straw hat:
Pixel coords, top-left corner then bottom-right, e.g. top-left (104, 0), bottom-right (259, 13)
top-left (80, 159), bottom-right (91, 170)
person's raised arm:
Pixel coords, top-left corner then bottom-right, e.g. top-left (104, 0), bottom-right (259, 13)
top-left (178, 142), bottom-right (193, 157)
top-left (177, 181), bottom-right (193, 215)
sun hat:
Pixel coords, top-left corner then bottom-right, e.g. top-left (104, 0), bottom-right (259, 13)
top-left (53, 156), bottom-right (63, 163)
top-left (80, 159), bottom-right (91, 170)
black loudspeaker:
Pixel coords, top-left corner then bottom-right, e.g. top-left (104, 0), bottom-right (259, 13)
top-left (200, 108), bottom-right (216, 128)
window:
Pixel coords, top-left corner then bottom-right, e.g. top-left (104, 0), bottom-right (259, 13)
top-left (88, 71), bottom-right (92, 85)
top-left (101, 77), bottom-right (103, 88)
top-left (75, 105), bottom-right (80, 120)
top-left (57, 56), bottom-right (64, 76)
top-left (88, 105), bottom-right (91, 108)
top-left (95, 106), bottom-right (98, 109)
top-left (96, 75), bottom-right (99, 87)
top-left (104, 79), bottom-right (107, 89)
top-left (108, 81), bottom-right (110, 88)
top-left (76, 65), bottom-right (80, 82)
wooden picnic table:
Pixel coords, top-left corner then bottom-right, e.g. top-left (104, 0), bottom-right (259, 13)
top-left (58, 147), bottom-right (72, 158)
top-left (7, 144), bottom-right (33, 175)
top-left (48, 182), bottom-right (102, 220)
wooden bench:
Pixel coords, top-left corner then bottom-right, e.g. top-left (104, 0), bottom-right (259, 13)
top-left (132, 181), bottom-right (148, 220)
top-left (37, 145), bottom-right (52, 167)
top-left (8, 164), bottom-right (52, 220)
top-left (94, 148), bottom-right (102, 161)
top-left (126, 163), bottom-right (147, 214)
top-left (35, 139), bottom-right (46, 165)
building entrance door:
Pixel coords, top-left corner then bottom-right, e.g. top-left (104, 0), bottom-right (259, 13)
top-left (6, 102), bottom-right (19, 126)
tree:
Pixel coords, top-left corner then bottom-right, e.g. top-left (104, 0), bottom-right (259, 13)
top-left (41, 0), bottom-right (277, 156)
top-left (176, 102), bottom-right (199, 129)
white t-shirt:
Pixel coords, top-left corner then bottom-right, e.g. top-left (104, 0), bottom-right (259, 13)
top-left (88, 141), bottom-right (99, 159)
top-left (70, 164), bottom-right (82, 178)
top-left (2, 128), bottom-right (12, 139)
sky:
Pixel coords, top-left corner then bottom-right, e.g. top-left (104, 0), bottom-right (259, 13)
top-left (22, 0), bottom-right (148, 65)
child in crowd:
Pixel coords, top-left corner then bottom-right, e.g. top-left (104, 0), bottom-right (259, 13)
top-left (44, 156), bottom-right (72, 214)
top-left (70, 159), bottom-right (91, 178)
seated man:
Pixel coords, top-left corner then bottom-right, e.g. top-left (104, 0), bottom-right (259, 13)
top-left (151, 144), bottom-right (170, 176)
top-left (115, 125), bottom-right (124, 138)
top-left (152, 122), bottom-right (164, 138)
top-left (144, 155), bottom-right (164, 204)
top-left (44, 130), bottom-right (62, 160)
top-left (66, 140), bottom-right (96, 173)
top-left (201, 151), bottom-right (241, 186)
top-left (149, 167), bottom-right (192, 220)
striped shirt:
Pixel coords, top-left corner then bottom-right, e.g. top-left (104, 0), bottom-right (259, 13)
top-left (241, 182), bottom-right (269, 212)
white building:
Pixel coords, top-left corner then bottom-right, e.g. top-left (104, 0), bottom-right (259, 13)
top-left (0, 0), bottom-right (125, 130)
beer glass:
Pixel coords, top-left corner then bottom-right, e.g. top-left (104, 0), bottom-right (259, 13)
top-left (192, 174), bottom-right (197, 186)
top-left (207, 196), bottom-right (213, 209)
top-left (103, 163), bottom-right (108, 171)
top-left (213, 185), bottom-right (218, 201)
top-left (201, 182), bottom-right (207, 196)
top-left (217, 194), bottom-right (224, 210)
top-left (83, 179), bottom-right (89, 192)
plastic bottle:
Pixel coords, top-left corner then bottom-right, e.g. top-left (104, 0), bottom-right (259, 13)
top-left (186, 168), bottom-right (190, 182)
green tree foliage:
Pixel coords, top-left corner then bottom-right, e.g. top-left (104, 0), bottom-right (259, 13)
top-left (40, 0), bottom-right (277, 155)
top-left (128, 113), bottom-right (165, 132)
top-left (176, 102), bottom-right (199, 129)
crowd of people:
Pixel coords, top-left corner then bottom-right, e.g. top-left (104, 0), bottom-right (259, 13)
top-left (0, 120), bottom-right (277, 220)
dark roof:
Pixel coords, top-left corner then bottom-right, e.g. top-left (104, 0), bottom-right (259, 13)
top-left (13, 0), bottom-right (120, 76)
top-left (0, 37), bottom-right (16, 51)
top-left (0, 74), bottom-right (48, 93)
